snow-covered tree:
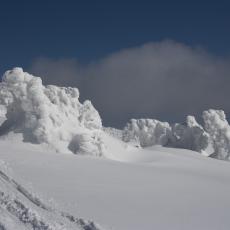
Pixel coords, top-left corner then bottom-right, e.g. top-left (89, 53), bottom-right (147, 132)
top-left (122, 118), bottom-right (171, 147)
top-left (122, 116), bottom-right (209, 153)
top-left (167, 116), bottom-right (209, 153)
top-left (203, 109), bottom-right (230, 160)
top-left (0, 68), bottom-right (103, 155)
top-left (68, 132), bottom-right (105, 156)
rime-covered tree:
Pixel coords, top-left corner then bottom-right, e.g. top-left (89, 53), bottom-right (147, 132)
top-left (203, 109), bottom-right (230, 160)
top-left (0, 68), bottom-right (103, 155)
top-left (122, 119), bottom-right (171, 147)
top-left (168, 116), bottom-right (209, 153)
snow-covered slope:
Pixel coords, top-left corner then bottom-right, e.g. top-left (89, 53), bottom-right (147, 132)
top-left (0, 159), bottom-right (104, 230)
top-left (1, 136), bottom-right (230, 230)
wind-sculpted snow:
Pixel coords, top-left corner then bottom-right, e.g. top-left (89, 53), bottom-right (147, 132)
top-left (0, 160), bottom-right (105, 230)
top-left (203, 109), bottom-right (230, 160)
top-left (0, 68), bottom-right (103, 155)
top-left (122, 116), bottom-right (209, 153)
top-left (167, 116), bottom-right (209, 153)
top-left (103, 127), bottom-right (123, 140)
top-left (68, 133), bottom-right (105, 156)
top-left (122, 119), bottom-right (171, 147)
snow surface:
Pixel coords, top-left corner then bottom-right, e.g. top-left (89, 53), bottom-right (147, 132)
top-left (1, 134), bottom-right (230, 230)
top-left (0, 157), bottom-right (105, 230)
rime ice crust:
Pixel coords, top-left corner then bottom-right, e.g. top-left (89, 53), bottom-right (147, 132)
top-left (203, 109), bottom-right (230, 160)
top-left (122, 119), bottom-right (171, 147)
top-left (0, 68), bottom-right (103, 155)
top-left (168, 115), bottom-right (209, 153)
top-left (122, 116), bottom-right (210, 153)
top-left (122, 113), bottom-right (230, 160)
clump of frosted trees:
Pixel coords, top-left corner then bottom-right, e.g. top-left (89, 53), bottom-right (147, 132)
top-left (123, 110), bottom-right (230, 160)
top-left (0, 68), bottom-right (104, 155)
top-left (1, 68), bottom-right (230, 161)
top-left (123, 119), bottom-right (171, 147)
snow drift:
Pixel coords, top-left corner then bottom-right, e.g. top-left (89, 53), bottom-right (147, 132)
top-left (0, 68), bottom-right (103, 155)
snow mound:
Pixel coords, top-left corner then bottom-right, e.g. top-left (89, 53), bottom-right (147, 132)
top-left (0, 68), bottom-right (103, 155)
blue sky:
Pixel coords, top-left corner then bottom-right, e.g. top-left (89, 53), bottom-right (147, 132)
top-left (1, 1), bottom-right (229, 71)
top-left (1, 0), bottom-right (230, 127)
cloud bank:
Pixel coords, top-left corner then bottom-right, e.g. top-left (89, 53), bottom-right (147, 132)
top-left (29, 40), bottom-right (230, 127)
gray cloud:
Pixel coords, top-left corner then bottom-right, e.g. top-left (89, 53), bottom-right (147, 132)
top-left (28, 40), bottom-right (230, 128)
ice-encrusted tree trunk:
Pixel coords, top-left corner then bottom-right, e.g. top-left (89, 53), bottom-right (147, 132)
top-left (203, 109), bottom-right (230, 160)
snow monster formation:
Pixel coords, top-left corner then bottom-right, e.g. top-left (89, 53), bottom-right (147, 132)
top-left (122, 116), bottom-right (209, 153)
top-left (122, 119), bottom-right (171, 147)
top-left (203, 109), bottom-right (230, 160)
top-left (167, 115), bottom-right (209, 153)
top-left (0, 68), bottom-right (104, 155)
top-left (122, 111), bottom-right (230, 160)
top-left (1, 68), bottom-right (230, 161)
